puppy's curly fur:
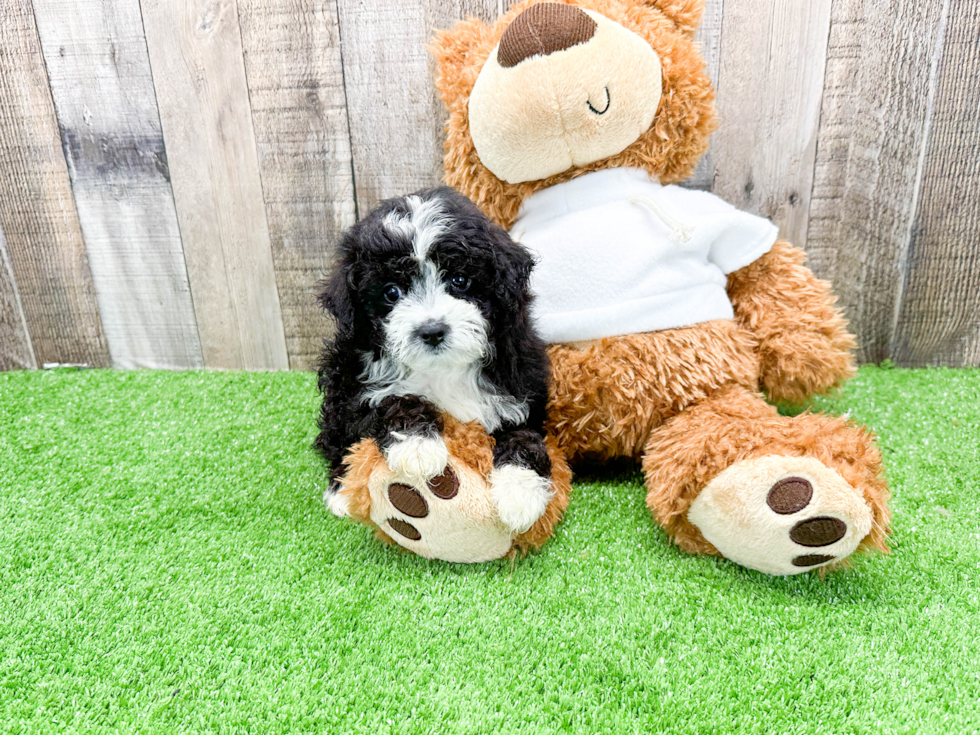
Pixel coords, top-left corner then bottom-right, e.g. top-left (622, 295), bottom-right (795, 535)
top-left (315, 187), bottom-right (553, 513)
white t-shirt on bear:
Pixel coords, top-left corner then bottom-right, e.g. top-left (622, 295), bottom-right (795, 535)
top-left (510, 167), bottom-right (780, 344)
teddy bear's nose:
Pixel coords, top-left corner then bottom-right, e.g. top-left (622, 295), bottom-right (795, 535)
top-left (497, 3), bottom-right (597, 68)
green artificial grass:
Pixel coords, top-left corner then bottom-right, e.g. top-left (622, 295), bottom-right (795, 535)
top-left (0, 366), bottom-right (978, 734)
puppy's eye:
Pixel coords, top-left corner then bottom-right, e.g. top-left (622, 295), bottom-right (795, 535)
top-left (450, 275), bottom-right (471, 292)
top-left (382, 283), bottom-right (402, 304)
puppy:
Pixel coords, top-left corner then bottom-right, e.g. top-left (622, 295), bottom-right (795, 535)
top-left (315, 187), bottom-right (553, 533)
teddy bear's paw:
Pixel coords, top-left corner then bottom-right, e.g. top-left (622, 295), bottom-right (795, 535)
top-left (369, 462), bottom-right (515, 563)
top-left (687, 456), bottom-right (873, 576)
top-left (489, 465), bottom-right (554, 534)
top-left (382, 433), bottom-right (450, 486)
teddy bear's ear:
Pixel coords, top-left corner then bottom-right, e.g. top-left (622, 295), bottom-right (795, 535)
top-left (642, 0), bottom-right (705, 35)
top-left (428, 17), bottom-right (494, 106)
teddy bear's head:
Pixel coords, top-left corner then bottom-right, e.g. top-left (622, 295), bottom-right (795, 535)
top-left (431, 0), bottom-right (716, 228)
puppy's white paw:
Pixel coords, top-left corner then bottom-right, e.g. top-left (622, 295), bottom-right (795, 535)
top-left (489, 464), bottom-right (553, 534)
top-left (324, 486), bottom-right (350, 518)
top-left (384, 433), bottom-right (449, 484)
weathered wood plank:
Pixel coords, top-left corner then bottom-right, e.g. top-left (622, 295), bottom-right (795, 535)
top-left (336, 0), bottom-right (499, 215)
top-left (0, 0), bottom-right (109, 368)
top-left (32, 0), bottom-right (203, 370)
top-left (710, 0), bottom-right (832, 248)
top-left (142, 0), bottom-right (289, 370)
top-left (685, 0), bottom-right (723, 191)
top-left (807, 0), bottom-right (949, 364)
top-left (0, 221), bottom-right (36, 371)
top-left (237, 0), bottom-right (356, 371)
top-left (892, 0), bottom-right (980, 367)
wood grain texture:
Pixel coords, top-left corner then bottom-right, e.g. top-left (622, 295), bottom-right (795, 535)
top-left (807, 0), bottom-right (949, 363)
top-left (237, 0), bottom-right (356, 371)
top-left (33, 0), bottom-right (203, 370)
top-left (0, 0), bottom-right (977, 370)
top-left (0, 221), bottom-right (36, 371)
top-left (891, 0), bottom-right (980, 367)
top-left (685, 0), bottom-right (723, 191)
top-left (336, 0), bottom-right (499, 215)
top-left (710, 0), bottom-right (832, 248)
top-left (142, 0), bottom-right (288, 370)
top-left (0, 0), bottom-right (109, 368)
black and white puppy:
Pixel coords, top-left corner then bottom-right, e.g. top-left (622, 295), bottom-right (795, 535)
top-left (315, 187), bottom-right (552, 533)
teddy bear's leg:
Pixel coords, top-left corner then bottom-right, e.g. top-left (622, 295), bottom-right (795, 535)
top-left (333, 418), bottom-right (572, 563)
top-left (642, 385), bottom-right (890, 575)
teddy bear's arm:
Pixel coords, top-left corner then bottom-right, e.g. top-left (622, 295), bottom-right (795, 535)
top-left (726, 240), bottom-right (857, 404)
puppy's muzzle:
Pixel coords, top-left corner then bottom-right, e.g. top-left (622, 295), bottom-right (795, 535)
top-left (415, 320), bottom-right (450, 349)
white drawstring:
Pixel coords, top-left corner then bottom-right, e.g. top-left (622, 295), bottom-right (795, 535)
top-left (628, 195), bottom-right (694, 244)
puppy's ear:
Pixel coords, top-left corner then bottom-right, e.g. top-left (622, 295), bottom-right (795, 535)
top-left (317, 261), bottom-right (355, 337)
top-left (490, 224), bottom-right (534, 310)
top-left (641, 0), bottom-right (704, 35)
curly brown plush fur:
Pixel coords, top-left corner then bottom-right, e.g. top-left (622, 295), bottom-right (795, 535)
top-left (727, 240), bottom-right (858, 404)
top-left (546, 320), bottom-right (760, 461)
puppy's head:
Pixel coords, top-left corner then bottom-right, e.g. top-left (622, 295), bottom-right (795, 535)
top-left (320, 188), bottom-right (534, 374)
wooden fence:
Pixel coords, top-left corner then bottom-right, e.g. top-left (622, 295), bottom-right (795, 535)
top-left (0, 0), bottom-right (977, 372)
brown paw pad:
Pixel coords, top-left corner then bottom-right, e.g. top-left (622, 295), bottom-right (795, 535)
top-left (792, 554), bottom-right (836, 567)
top-left (790, 516), bottom-right (847, 547)
top-left (766, 477), bottom-right (813, 514)
top-left (388, 483), bottom-right (428, 518)
top-left (427, 468), bottom-right (459, 500)
top-left (388, 518), bottom-right (421, 541)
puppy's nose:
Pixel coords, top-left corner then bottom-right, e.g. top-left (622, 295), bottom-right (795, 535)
top-left (416, 320), bottom-right (449, 348)
top-left (497, 3), bottom-right (597, 68)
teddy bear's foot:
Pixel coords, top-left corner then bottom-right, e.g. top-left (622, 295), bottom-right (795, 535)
top-left (334, 418), bottom-right (573, 563)
top-left (687, 456), bottom-right (873, 575)
top-left (643, 385), bottom-right (890, 574)
top-left (370, 460), bottom-right (516, 563)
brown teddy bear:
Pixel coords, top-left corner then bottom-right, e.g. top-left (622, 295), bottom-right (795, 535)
top-left (334, 0), bottom-right (890, 574)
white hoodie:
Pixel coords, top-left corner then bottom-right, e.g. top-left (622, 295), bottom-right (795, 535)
top-left (511, 167), bottom-right (779, 344)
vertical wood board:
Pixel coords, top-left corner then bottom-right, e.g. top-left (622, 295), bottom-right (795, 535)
top-left (237, 0), bottom-right (356, 370)
top-left (335, 0), bottom-right (499, 215)
top-left (0, 221), bottom-right (36, 371)
top-left (33, 0), bottom-right (203, 370)
top-left (807, 0), bottom-right (949, 363)
top-left (141, 0), bottom-right (288, 370)
top-left (685, 0), bottom-right (723, 191)
top-left (711, 0), bottom-right (833, 248)
top-left (0, 0), bottom-right (109, 368)
top-left (892, 0), bottom-right (980, 366)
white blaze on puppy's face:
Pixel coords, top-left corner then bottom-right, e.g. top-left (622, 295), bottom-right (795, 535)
top-left (381, 194), bottom-right (450, 262)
